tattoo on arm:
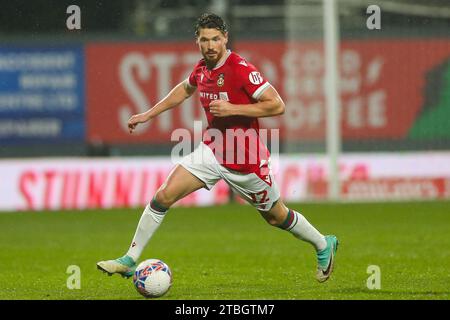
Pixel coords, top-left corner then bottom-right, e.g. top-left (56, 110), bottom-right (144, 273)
top-left (183, 80), bottom-right (196, 97)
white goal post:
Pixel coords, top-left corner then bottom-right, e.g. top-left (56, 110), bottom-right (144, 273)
top-left (323, 0), bottom-right (341, 201)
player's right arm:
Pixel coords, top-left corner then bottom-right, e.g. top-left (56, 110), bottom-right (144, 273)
top-left (127, 79), bottom-right (196, 133)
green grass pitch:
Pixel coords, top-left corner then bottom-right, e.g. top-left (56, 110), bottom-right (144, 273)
top-left (0, 201), bottom-right (449, 300)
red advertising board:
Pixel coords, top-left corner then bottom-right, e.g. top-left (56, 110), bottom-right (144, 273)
top-left (86, 42), bottom-right (203, 144)
top-left (1, 153), bottom-right (450, 211)
top-left (86, 40), bottom-right (450, 143)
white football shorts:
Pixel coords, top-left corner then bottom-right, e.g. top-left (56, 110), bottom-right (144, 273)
top-left (179, 142), bottom-right (280, 212)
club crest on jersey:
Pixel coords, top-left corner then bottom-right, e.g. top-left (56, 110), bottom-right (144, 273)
top-left (217, 73), bottom-right (225, 87)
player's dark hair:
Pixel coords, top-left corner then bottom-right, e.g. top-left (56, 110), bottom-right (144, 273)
top-left (195, 13), bottom-right (228, 36)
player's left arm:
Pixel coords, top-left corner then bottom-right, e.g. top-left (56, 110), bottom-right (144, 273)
top-left (209, 85), bottom-right (285, 118)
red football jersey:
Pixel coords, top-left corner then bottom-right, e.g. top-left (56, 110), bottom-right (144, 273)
top-left (188, 50), bottom-right (272, 174)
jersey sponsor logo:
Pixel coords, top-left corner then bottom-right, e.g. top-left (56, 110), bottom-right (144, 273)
top-left (249, 71), bottom-right (263, 85)
top-left (219, 92), bottom-right (229, 101)
top-left (217, 73), bottom-right (225, 87)
top-left (200, 92), bottom-right (219, 100)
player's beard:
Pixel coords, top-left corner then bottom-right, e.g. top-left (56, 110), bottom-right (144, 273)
top-left (203, 49), bottom-right (223, 69)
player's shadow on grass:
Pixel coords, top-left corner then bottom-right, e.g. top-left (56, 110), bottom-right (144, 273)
top-left (330, 287), bottom-right (450, 298)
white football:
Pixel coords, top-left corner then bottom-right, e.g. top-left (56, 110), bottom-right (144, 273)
top-left (132, 259), bottom-right (172, 298)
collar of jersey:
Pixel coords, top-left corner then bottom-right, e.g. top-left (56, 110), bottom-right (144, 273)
top-left (211, 50), bottom-right (231, 70)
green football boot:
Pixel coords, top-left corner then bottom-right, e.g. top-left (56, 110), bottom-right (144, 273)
top-left (316, 235), bottom-right (339, 283)
top-left (97, 255), bottom-right (136, 279)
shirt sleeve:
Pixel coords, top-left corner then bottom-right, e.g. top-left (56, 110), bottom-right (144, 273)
top-left (237, 62), bottom-right (271, 100)
top-left (187, 61), bottom-right (202, 88)
top-left (187, 70), bottom-right (197, 88)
